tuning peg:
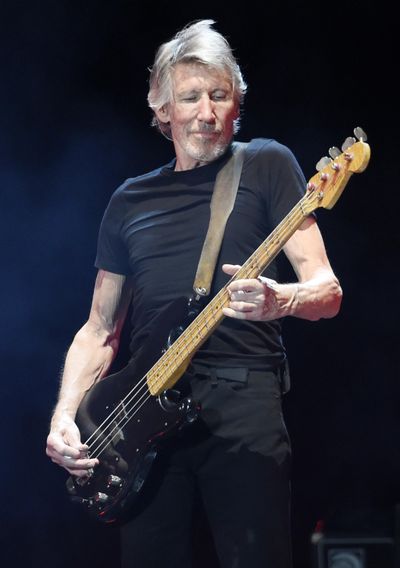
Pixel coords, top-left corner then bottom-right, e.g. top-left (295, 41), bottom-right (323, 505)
top-left (316, 156), bottom-right (332, 171)
top-left (341, 136), bottom-right (356, 152)
top-left (354, 126), bottom-right (368, 142)
top-left (328, 146), bottom-right (341, 159)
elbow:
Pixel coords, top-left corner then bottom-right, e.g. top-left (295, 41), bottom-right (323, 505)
top-left (295, 273), bottom-right (343, 322)
top-left (306, 278), bottom-right (343, 321)
top-left (323, 278), bottom-right (343, 319)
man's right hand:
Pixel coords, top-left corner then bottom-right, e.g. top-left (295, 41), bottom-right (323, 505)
top-left (46, 413), bottom-right (99, 477)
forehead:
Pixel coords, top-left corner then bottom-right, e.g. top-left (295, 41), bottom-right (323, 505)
top-left (171, 62), bottom-right (233, 93)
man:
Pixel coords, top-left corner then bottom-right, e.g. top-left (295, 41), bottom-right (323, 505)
top-left (46, 19), bottom-right (342, 568)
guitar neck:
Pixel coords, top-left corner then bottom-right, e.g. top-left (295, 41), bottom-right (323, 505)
top-left (147, 191), bottom-right (312, 395)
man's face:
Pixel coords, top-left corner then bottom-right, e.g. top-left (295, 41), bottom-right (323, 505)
top-left (156, 63), bottom-right (239, 171)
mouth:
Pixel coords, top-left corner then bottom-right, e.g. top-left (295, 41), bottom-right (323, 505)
top-left (191, 130), bottom-right (220, 138)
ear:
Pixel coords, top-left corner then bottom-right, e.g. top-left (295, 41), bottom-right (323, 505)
top-left (155, 105), bottom-right (170, 124)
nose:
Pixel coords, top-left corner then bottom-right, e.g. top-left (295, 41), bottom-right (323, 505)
top-left (197, 95), bottom-right (215, 122)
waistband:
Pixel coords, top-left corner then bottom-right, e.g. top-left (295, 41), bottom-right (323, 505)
top-left (188, 360), bottom-right (290, 393)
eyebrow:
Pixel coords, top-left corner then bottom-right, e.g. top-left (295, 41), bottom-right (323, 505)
top-left (176, 87), bottom-right (229, 97)
top-left (177, 89), bottom-right (200, 97)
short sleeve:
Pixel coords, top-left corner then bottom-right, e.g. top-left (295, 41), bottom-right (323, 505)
top-left (94, 183), bottom-right (132, 275)
top-left (254, 139), bottom-right (309, 229)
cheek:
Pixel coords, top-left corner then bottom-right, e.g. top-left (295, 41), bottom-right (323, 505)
top-left (229, 99), bottom-right (240, 118)
top-left (171, 109), bottom-right (195, 130)
top-left (230, 104), bottom-right (240, 121)
top-left (169, 120), bottom-right (193, 144)
top-left (218, 104), bottom-right (239, 127)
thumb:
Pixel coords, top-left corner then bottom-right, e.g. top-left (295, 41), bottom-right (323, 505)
top-left (63, 423), bottom-right (87, 452)
top-left (222, 263), bottom-right (242, 276)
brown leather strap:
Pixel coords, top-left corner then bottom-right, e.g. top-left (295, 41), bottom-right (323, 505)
top-left (193, 142), bottom-right (247, 298)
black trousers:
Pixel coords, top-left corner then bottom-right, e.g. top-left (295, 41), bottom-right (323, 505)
top-left (120, 365), bottom-right (292, 568)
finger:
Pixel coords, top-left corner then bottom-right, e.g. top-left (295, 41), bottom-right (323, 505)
top-left (63, 447), bottom-right (90, 460)
top-left (64, 456), bottom-right (99, 469)
top-left (230, 290), bottom-right (263, 302)
top-left (223, 306), bottom-right (263, 321)
top-left (63, 429), bottom-right (87, 452)
top-left (258, 276), bottom-right (279, 291)
top-left (222, 264), bottom-right (242, 276)
top-left (46, 435), bottom-right (82, 460)
top-left (66, 467), bottom-right (95, 478)
top-left (228, 279), bottom-right (261, 294)
top-left (54, 455), bottom-right (99, 471)
top-left (222, 307), bottom-right (248, 320)
top-left (46, 434), bottom-right (91, 466)
top-left (48, 425), bottom-right (89, 452)
top-left (228, 300), bottom-right (256, 312)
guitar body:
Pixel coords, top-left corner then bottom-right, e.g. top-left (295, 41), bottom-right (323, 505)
top-left (66, 296), bottom-right (200, 523)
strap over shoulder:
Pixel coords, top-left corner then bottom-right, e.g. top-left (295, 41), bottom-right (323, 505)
top-left (193, 142), bottom-right (247, 298)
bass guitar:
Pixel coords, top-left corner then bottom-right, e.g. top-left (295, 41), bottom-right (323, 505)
top-left (66, 130), bottom-right (370, 522)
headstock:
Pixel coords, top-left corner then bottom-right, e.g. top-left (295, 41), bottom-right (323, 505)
top-left (302, 127), bottom-right (371, 215)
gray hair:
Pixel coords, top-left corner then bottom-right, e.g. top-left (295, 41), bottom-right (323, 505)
top-left (147, 20), bottom-right (247, 137)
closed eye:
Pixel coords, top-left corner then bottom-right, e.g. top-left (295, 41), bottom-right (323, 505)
top-left (178, 92), bottom-right (200, 102)
top-left (211, 90), bottom-right (229, 101)
top-left (178, 90), bottom-right (230, 103)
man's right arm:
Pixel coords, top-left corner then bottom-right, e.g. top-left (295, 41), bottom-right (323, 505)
top-left (46, 269), bottom-right (133, 477)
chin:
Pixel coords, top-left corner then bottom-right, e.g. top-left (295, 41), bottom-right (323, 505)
top-left (188, 138), bottom-right (230, 163)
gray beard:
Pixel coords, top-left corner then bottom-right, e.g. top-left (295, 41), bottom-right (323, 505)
top-left (188, 138), bottom-right (230, 165)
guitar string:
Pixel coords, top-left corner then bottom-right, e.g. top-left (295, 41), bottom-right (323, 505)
top-left (84, 379), bottom-right (151, 448)
top-left (92, 391), bottom-right (153, 460)
top-left (83, 188), bottom-right (322, 458)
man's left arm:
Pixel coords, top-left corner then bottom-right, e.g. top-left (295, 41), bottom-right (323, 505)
top-left (223, 216), bottom-right (343, 322)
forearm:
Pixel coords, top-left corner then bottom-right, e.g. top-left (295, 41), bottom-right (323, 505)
top-left (261, 268), bottom-right (342, 321)
top-left (223, 218), bottom-right (342, 323)
top-left (52, 322), bottom-right (118, 423)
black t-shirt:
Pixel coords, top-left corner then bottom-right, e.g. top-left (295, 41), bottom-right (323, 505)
top-left (95, 138), bottom-right (307, 370)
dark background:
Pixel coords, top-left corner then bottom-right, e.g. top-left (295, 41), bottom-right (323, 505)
top-left (1, 1), bottom-right (398, 566)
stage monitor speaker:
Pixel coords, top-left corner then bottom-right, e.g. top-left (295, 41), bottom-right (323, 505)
top-left (311, 532), bottom-right (395, 568)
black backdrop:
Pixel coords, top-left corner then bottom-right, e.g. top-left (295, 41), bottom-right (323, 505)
top-left (1, 1), bottom-right (398, 566)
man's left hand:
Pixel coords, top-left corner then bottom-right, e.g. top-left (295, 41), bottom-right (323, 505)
top-left (222, 264), bottom-right (297, 321)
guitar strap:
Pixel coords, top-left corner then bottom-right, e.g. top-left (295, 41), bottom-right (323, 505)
top-left (193, 142), bottom-right (247, 300)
